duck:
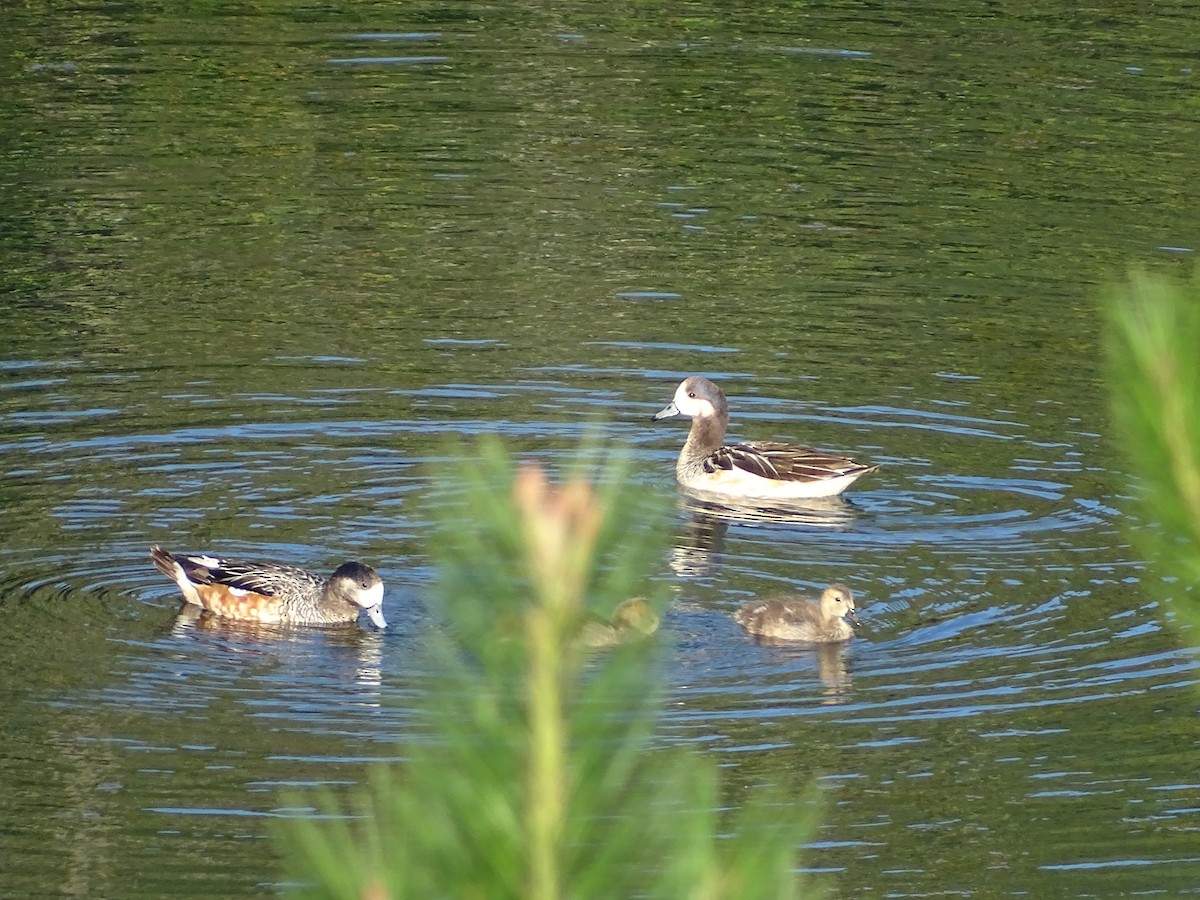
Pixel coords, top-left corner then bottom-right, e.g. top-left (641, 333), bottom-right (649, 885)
top-left (734, 583), bottom-right (859, 643)
top-left (150, 546), bottom-right (386, 629)
top-left (580, 597), bottom-right (660, 648)
top-left (651, 375), bottom-right (876, 500)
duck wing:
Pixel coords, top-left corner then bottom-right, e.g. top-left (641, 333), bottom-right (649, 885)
top-left (736, 597), bottom-right (817, 631)
top-left (176, 554), bottom-right (321, 597)
top-left (707, 441), bottom-right (876, 483)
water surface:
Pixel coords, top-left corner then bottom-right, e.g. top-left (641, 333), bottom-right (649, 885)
top-left (2, 2), bottom-right (1199, 896)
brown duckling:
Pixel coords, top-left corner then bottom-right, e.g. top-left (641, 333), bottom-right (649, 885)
top-left (580, 597), bottom-right (660, 648)
top-left (735, 583), bottom-right (859, 643)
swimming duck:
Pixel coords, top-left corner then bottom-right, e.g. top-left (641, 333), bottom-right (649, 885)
top-left (150, 546), bottom-right (386, 629)
top-left (652, 376), bottom-right (876, 500)
top-left (580, 597), bottom-right (660, 648)
top-left (735, 583), bottom-right (859, 643)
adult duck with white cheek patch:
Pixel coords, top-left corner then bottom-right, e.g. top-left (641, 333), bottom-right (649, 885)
top-left (652, 375), bottom-right (877, 500)
top-left (150, 546), bottom-right (387, 629)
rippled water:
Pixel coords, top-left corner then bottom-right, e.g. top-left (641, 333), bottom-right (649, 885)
top-left (4, 362), bottom-right (1197, 894)
top-left (4, 1), bottom-right (1200, 896)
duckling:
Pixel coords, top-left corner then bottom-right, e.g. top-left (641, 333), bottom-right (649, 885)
top-left (652, 375), bottom-right (876, 500)
top-left (735, 583), bottom-right (859, 643)
top-left (580, 597), bottom-right (660, 648)
top-left (150, 546), bottom-right (386, 629)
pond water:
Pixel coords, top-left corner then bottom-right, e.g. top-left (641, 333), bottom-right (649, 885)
top-left (3, 2), bottom-right (1199, 896)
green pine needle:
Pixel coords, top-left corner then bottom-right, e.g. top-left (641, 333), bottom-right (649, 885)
top-left (1106, 269), bottom-right (1200, 636)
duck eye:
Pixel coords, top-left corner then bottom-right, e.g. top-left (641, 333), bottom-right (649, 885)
top-left (688, 391), bottom-right (696, 398)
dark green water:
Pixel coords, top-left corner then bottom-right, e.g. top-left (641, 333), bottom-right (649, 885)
top-left (2, 2), bottom-right (1198, 896)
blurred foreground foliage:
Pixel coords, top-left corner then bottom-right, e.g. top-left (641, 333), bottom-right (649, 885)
top-left (1107, 269), bottom-right (1200, 636)
top-left (276, 439), bottom-right (821, 898)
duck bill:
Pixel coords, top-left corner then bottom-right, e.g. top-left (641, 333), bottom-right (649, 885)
top-left (651, 401), bottom-right (681, 422)
top-left (366, 605), bottom-right (387, 629)
top-left (847, 610), bottom-right (862, 627)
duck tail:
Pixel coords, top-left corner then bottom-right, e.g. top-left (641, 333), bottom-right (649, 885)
top-left (149, 545), bottom-right (203, 606)
top-left (149, 545), bottom-right (177, 579)
top-left (733, 600), bottom-right (763, 629)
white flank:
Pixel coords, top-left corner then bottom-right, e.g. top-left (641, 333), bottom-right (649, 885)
top-left (684, 466), bottom-right (866, 500)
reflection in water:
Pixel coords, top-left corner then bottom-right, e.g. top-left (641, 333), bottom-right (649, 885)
top-left (669, 494), bottom-right (859, 577)
top-left (744, 638), bottom-right (853, 704)
top-left (669, 505), bottom-right (729, 578)
top-left (169, 605), bottom-right (385, 699)
top-left (816, 642), bottom-right (851, 701)
top-left (681, 492), bottom-right (862, 529)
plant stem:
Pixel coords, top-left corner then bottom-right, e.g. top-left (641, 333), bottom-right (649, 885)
top-left (527, 602), bottom-right (566, 900)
